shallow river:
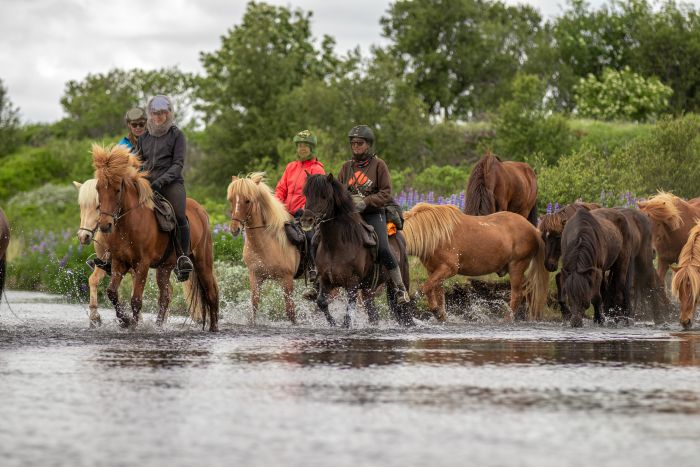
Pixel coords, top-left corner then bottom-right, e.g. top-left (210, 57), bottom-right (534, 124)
top-left (1, 291), bottom-right (699, 467)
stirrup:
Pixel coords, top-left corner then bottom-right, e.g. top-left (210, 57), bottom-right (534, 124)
top-left (91, 258), bottom-right (112, 276)
top-left (307, 268), bottom-right (317, 282)
top-left (175, 255), bottom-right (193, 282)
top-left (395, 288), bottom-right (410, 305)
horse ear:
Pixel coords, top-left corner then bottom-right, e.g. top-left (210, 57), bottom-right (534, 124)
top-left (231, 175), bottom-right (238, 182)
top-left (327, 173), bottom-right (334, 182)
top-left (72, 181), bottom-right (82, 191)
top-left (670, 265), bottom-right (680, 273)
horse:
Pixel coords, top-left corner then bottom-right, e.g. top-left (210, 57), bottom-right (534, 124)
top-left (227, 172), bottom-right (300, 324)
top-left (74, 178), bottom-right (205, 327)
top-left (299, 173), bottom-right (413, 328)
top-left (0, 207), bottom-right (9, 303)
top-left (402, 202), bottom-right (549, 321)
top-left (92, 144), bottom-right (219, 331)
top-left (671, 220), bottom-right (700, 330)
top-left (538, 202), bottom-right (601, 272)
top-left (637, 192), bottom-right (700, 284)
top-left (464, 152), bottom-right (538, 225)
top-left (559, 209), bottom-right (633, 327)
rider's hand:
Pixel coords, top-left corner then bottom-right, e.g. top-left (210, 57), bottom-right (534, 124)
top-left (352, 195), bottom-right (366, 212)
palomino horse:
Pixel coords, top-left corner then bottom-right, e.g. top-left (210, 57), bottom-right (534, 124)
top-left (227, 172), bottom-right (300, 324)
top-left (671, 220), bottom-right (700, 329)
top-left (74, 178), bottom-right (203, 327)
top-left (0, 208), bottom-right (9, 302)
top-left (402, 202), bottom-right (549, 321)
top-left (638, 192), bottom-right (700, 283)
top-left (92, 144), bottom-right (219, 331)
top-left (560, 209), bottom-right (632, 327)
top-left (464, 153), bottom-right (538, 225)
top-left (299, 174), bottom-right (413, 327)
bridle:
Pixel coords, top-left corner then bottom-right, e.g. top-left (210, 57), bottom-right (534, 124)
top-left (230, 203), bottom-right (266, 230)
top-left (97, 179), bottom-right (143, 225)
top-left (302, 206), bottom-right (334, 229)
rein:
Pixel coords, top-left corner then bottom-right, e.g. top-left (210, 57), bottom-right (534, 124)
top-left (230, 214), bottom-right (267, 230)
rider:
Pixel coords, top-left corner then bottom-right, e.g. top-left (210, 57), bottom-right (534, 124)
top-left (137, 95), bottom-right (193, 282)
top-left (275, 130), bottom-right (325, 298)
top-left (337, 125), bottom-right (410, 305)
top-left (118, 107), bottom-right (147, 154)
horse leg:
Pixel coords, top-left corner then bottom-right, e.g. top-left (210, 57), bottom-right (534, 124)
top-left (88, 266), bottom-right (105, 327)
top-left (106, 267), bottom-right (129, 327)
top-left (343, 288), bottom-right (358, 328)
top-left (363, 288), bottom-right (380, 325)
top-left (507, 261), bottom-right (529, 322)
top-left (555, 272), bottom-right (571, 321)
top-left (316, 281), bottom-right (336, 327)
top-left (657, 260), bottom-right (670, 290)
top-left (249, 270), bottom-right (261, 325)
top-left (129, 265), bottom-right (149, 326)
top-left (155, 266), bottom-right (173, 327)
top-left (421, 265), bottom-right (455, 322)
top-left (282, 275), bottom-right (296, 324)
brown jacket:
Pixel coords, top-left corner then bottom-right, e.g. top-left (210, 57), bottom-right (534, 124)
top-left (338, 156), bottom-right (393, 214)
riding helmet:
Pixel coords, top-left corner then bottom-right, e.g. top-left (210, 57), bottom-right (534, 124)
top-left (348, 125), bottom-right (374, 146)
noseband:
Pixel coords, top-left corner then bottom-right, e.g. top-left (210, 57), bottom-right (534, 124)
top-left (230, 209), bottom-right (266, 230)
top-left (97, 180), bottom-right (142, 225)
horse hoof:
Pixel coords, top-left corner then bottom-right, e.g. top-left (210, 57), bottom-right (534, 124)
top-left (89, 316), bottom-right (102, 328)
top-left (342, 317), bottom-right (352, 328)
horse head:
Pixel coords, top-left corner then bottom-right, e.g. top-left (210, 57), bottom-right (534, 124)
top-left (300, 173), bottom-right (354, 232)
top-left (227, 172), bottom-right (288, 238)
top-left (92, 144), bottom-right (151, 233)
top-left (73, 179), bottom-right (100, 245)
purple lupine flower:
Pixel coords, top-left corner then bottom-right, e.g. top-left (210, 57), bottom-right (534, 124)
top-left (554, 202), bottom-right (560, 213)
top-left (546, 202), bottom-right (553, 215)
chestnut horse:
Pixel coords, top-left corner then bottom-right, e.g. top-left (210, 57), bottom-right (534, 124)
top-left (671, 220), bottom-right (700, 329)
top-left (92, 144), bottom-right (218, 331)
top-left (74, 178), bottom-right (203, 327)
top-left (299, 174), bottom-right (413, 328)
top-left (464, 153), bottom-right (538, 225)
top-left (560, 209), bottom-right (632, 327)
top-left (0, 207), bottom-right (9, 303)
top-left (227, 172), bottom-right (300, 324)
top-left (637, 192), bottom-right (700, 283)
top-left (402, 203), bottom-right (549, 321)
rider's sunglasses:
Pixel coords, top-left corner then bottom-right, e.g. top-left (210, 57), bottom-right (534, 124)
top-left (350, 140), bottom-right (366, 147)
top-left (130, 122), bottom-right (146, 128)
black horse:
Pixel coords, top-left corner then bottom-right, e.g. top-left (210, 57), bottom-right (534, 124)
top-left (560, 208), bottom-right (633, 327)
top-left (300, 174), bottom-right (413, 327)
top-left (0, 208), bottom-right (9, 302)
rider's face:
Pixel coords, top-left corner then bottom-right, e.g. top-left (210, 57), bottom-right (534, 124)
top-left (151, 110), bottom-right (168, 126)
top-left (350, 138), bottom-right (367, 156)
top-left (296, 143), bottom-right (311, 159)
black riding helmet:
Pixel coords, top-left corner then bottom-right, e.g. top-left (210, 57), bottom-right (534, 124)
top-left (348, 125), bottom-right (374, 147)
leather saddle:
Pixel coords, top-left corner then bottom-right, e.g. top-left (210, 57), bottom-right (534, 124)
top-left (152, 192), bottom-right (177, 232)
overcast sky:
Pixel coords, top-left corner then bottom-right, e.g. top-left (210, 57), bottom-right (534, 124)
top-left (2, 0), bottom-right (611, 123)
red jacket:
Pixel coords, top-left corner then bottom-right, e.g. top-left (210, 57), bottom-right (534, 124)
top-left (275, 158), bottom-right (325, 214)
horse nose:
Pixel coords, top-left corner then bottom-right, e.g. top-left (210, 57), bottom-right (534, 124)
top-left (77, 231), bottom-right (92, 245)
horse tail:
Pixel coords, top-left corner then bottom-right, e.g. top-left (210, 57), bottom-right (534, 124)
top-left (0, 255), bottom-right (6, 303)
top-left (183, 276), bottom-right (202, 323)
top-left (527, 202), bottom-right (538, 227)
top-left (525, 232), bottom-right (549, 320)
top-left (464, 155), bottom-right (496, 216)
top-left (184, 262), bottom-right (219, 330)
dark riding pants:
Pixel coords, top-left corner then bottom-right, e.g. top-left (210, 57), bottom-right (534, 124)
top-left (155, 181), bottom-right (187, 225)
top-left (362, 210), bottom-right (397, 270)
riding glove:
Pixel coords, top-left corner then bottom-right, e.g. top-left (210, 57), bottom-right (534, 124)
top-left (352, 194), bottom-right (366, 212)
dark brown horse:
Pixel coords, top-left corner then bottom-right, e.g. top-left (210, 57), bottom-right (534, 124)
top-left (0, 208), bottom-right (9, 302)
top-left (464, 153), bottom-right (538, 225)
top-left (299, 173), bottom-right (413, 327)
top-left (93, 144), bottom-right (219, 331)
top-left (560, 209), bottom-right (632, 327)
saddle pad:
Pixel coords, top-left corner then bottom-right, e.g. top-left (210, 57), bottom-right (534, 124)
top-left (360, 222), bottom-right (377, 247)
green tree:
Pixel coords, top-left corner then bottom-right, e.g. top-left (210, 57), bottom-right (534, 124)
top-left (60, 67), bottom-right (194, 138)
top-left (574, 66), bottom-right (672, 121)
top-left (0, 78), bottom-right (21, 156)
top-left (194, 1), bottom-right (338, 188)
top-left (381, 0), bottom-right (545, 119)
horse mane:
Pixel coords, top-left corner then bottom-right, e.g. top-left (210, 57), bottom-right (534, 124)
top-left (92, 144), bottom-right (153, 210)
top-left (304, 174), bottom-right (364, 245)
top-left (78, 178), bottom-right (99, 208)
top-left (226, 172), bottom-right (292, 248)
top-left (464, 153), bottom-right (498, 216)
top-left (561, 209), bottom-right (602, 307)
top-left (671, 220), bottom-right (700, 303)
top-left (403, 203), bottom-right (461, 262)
top-left (538, 202), bottom-right (600, 235)
top-left (637, 191), bottom-right (684, 231)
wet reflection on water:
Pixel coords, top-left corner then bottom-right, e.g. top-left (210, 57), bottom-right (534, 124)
top-left (1, 292), bottom-right (700, 467)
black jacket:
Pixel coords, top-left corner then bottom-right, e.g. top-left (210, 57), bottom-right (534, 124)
top-left (137, 126), bottom-right (186, 189)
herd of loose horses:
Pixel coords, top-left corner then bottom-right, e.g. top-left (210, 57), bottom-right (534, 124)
top-left (1, 145), bottom-right (699, 331)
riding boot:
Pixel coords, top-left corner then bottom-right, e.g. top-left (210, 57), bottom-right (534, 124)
top-left (388, 267), bottom-right (410, 305)
top-left (176, 222), bottom-right (194, 282)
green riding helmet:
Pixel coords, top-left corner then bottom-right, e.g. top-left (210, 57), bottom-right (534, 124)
top-left (348, 125), bottom-right (374, 147)
top-left (293, 129), bottom-right (317, 147)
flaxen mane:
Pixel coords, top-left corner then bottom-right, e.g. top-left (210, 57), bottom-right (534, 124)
top-left (637, 191), bottom-right (683, 231)
top-left (671, 220), bottom-right (700, 303)
top-left (403, 203), bottom-right (462, 262)
top-left (92, 144), bottom-right (154, 210)
top-left (78, 178), bottom-right (99, 208)
top-left (226, 172), bottom-right (292, 250)
top-left (464, 154), bottom-right (498, 216)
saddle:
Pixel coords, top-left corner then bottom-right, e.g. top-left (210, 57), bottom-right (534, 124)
top-left (152, 192), bottom-right (177, 232)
